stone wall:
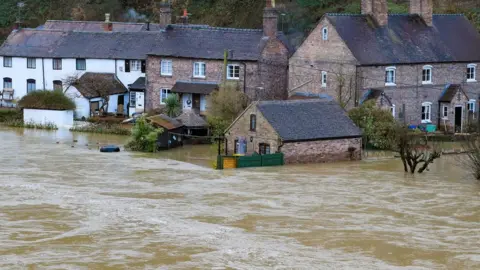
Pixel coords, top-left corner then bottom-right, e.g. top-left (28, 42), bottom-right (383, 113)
top-left (281, 137), bottom-right (362, 164)
top-left (225, 103), bottom-right (280, 155)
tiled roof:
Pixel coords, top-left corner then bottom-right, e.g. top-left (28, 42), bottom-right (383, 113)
top-left (171, 81), bottom-right (218, 95)
top-left (128, 77), bottom-right (146, 90)
top-left (327, 14), bottom-right (480, 65)
top-left (175, 111), bottom-right (208, 128)
top-left (74, 73), bottom-right (128, 98)
top-left (40, 20), bottom-right (163, 32)
top-left (257, 99), bottom-right (362, 142)
top-left (148, 114), bottom-right (184, 130)
top-left (0, 24), bottom-right (293, 61)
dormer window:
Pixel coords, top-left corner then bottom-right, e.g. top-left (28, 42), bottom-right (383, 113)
top-left (422, 65), bottom-right (432, 84)
top-left (467, 64), bottom-right (477, 82)
top-left (322, 27), bottom-right (328, 40)
top-left (385, 67), bottom-right (396, 86)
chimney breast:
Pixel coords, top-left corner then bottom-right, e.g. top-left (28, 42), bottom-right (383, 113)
top-left (361, 0), bottom-right (388, 26)
top-left (104, 13), bottom-right (113, 31)
top-left (263, 0), bottom-right (278, 37)
top-left (158, 0), bottom-right (172, 26)
top-left (409, 0), bottom-right (433, 26)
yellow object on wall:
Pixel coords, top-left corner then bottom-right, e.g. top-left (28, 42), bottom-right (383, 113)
top-left (223, 157), bottom-right (237, 169)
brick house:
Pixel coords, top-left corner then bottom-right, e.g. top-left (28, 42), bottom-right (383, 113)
top-left (225, 99), bottom-right (363, 164)
top-left (289, 0), bottom-right (480, 133)
top-left (145, 0), bottom-right (292, 116)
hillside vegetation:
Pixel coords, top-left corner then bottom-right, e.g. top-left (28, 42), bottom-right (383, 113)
top-left (0, 0), bottom-right (478, 43)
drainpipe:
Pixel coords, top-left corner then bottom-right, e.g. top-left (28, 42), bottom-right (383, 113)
top-left (42, 58), bottom-right (46, 90)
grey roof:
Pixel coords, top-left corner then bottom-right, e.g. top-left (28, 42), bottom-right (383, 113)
top-left (439, 84), bottom-right (468, 102)
top-left (0, 24), bottom-right (293, 61)
top-left (256, 99), bottom-right (362, 142)
top-left (171, 81), bottom-right (218, 95)
top-left (148, 114), bottom-right (184, 130)
top-left (175, 111), bottom-right (208, 128)
top-left (128, 77), bottom-right (146, 90)
top-left (327, 14), bottom-right (480, 65)
top-left (39, 20), bottom-right (163, 32)
top-left (74, 73), bottom-right (128, 98)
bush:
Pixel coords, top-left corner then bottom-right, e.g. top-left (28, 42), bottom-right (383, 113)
top-left (164, 94), bottom-right (181, 117)
top-left (87, 116), bottom-right (125, 125)
top-left (70, 123), bottom-right (131, 135)
top-left (348, 100), bottom-right (396, 150)
top-left (125, 117), bottom-right (164, 152)
top-left (4, 119), bottom-right (58, 130)
top-left (18, 90), bottom-right (76, 111)
top-left (0, 109), bottom-right (22, 122)
top-left (207, 83), bottom-right (248, 123)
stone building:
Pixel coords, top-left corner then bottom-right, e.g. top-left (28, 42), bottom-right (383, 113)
top-left (145, 0), bottom-right (292, 115)
top-left (224, 99), bottom-right (363, 164)
top-left (289, 0), bottom-right (480, 133)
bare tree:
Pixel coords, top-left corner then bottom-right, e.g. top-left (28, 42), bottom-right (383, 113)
top-left (335, 65), bottom-right (354, 109)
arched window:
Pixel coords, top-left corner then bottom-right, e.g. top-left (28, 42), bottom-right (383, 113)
top-left (27, 79), bottom-right (36, 93)
top-left (250, 114), bottom-right (257, 131)
top-left (422, 65), bottom-right (432, 84)
top-left (322, 26), bottom-right (328, 40)
top-left (53, 80), bottom-right (63, 91)
top-left (3, 77), bottom-right (12, 89)
top-left (385, 67), bottom-right (396, 86)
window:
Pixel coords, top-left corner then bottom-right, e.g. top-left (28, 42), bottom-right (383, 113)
top-left (52, 58), bottom-right (62, 70)
top-left (26, 79), bottom-right (36, 93)
top-left (76, 59), bottom-right (86, 70)
top-left (259, 143), bottom-right (271, 155)
top-left (443, 105), bottom-right (448, 118)
top-left (250, 114), bottom-right (256, 131)
top-left (53, 80), bottom-right (62, 91)
top-left (3, 78), bottom-right (12, 89)
top-left (193, 62), bottom-right (206, 78)
top-left (161, 60), bottom-right (173, 76)
top-left (467, 64), bottom-right (477, 82)
top-left (321, 71), bottom-right (327, 87)
top-left (390, 105), bottom-right (396, 118)
top-left (130, 92), bottom-right (136, 107)
top-left (322, 27), bottom-right (328, 40)
top-left (3, 57), bottom-right (12, 67)
top-left (27, 58), bottom-right (36, 69)
top-left (385, 67), bottom-right (396, 86)
top-left (422, 65), bottom-right (432, 84)
top-left (160, 88), bottom-right (171, 104)
top-left (468, 99), bottom-right (476, 113)
top-left (130, 60), bottom-right (141, 71)
top-left (227, 64), bottom-right (240, 80)
top-left (421, 102), bottom-right (432, 123)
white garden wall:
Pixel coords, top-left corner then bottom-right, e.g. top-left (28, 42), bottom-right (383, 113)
top-left (24, 109), bottom-right (74, 128)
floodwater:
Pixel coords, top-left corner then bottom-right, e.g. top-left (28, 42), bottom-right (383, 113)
top-left (0, 127), bottom-right (479, 269)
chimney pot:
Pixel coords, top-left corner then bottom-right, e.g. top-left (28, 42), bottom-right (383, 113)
top-left (104, 13), bottom-right (113, 31)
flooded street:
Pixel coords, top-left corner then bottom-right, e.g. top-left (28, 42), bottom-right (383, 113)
top-left (0, 127), bottom-right (479, 269)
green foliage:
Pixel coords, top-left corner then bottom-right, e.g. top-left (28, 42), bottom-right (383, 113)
top-left (348, 100), bottom-right (396, 149)
top-left (18, 90), bottom-right (76, 111)
top-left (125, 116), bottom-right (163, 152)
top-left (207, 83), bottom-right (248, 123)
top-left (70, 123), bottom-right (131, 135)
top-left (0, 109), bottom-right (22, 122)
top-left (164, 94), bottom-right (181, 118)
top-left (4, 119), bottom-right (58, 130)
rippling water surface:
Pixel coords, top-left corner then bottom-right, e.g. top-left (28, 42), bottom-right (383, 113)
top-left (0, 127), bottom-right (479, 269)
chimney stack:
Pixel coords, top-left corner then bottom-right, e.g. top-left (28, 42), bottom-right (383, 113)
top-left (409, 0), bottom-right (433, 26)
top-left (104, 13), bottom-right (113, 31)
top-left (158, 0), bottom-right (172, 26)
top-left (263, 0), bottom-right (278, 37)
top-left (361, 0), bottom-right (388, 26)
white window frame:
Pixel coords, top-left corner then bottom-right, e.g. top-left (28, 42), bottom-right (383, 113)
top-left (468, 99), bottom-right (476, 113)
top-left (227, 64), bottom-right (240, 80)
top-left (130, 60), bottom-right (141, 71)
top-left (442, 105), bottom-right (448, 119)
top-left (193, 62), bottom-right (206, 78)
top-left (322, 26), bottom-right (328, 41)
top-left (321, 71), bottom-right (327, 88)
top-left (160, 88), bottom-right (171, 105)
top-left (390, 104), bottom-right (396, 118)
top-left (467, 64), bottom-right (477, 82)
top-left (421, 102), bottom-right (432, 123)
top-left (422, 65), bottom-right (432, 84)
top-left (161, 60), bottom-right (173, 76)
top-left (385, 66), bottom-right (396, 86)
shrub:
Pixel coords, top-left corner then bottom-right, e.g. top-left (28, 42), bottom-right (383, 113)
top-left (125, 116), bottom-right (164, 152)
top-left (4, 119), bottom-right (58, 130)
top-left (18, 90), bottom-right (76, 111)
top-left (70, 123), bottom-right (131, 135)
top-left (87, 116), bottom-right (125, 125)
top-left (207, 83), bottom-right (248, 123)
top-left (0, 109), bottom-right (22, 122)
top-left (164, 94), bottom-right (181, 117)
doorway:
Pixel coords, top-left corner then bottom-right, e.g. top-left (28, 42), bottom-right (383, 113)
top-left (455, 106), bottom-right (463, 133)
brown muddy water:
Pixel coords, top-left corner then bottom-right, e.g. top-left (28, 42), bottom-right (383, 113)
top-left (0, 127), bottom-right (479, 269)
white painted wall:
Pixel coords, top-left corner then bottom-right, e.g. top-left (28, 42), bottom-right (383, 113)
top-left (24, 109), bottom-right (74, 128)
top-left (64, 86), bottom-right (90, 119)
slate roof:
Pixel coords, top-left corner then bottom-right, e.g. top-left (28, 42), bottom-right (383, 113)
top-left (40, 20), bottom-right (163, 32)
top-left (0, 24), bottom-right (293, 61)
top-left (256, 99), bottom-right (362, 142)
top-left (74, 73), bottom-right (128, 98)
top-left (171, 81), bottom-right (219, 95)
top-left (148, 114), bottom-right (184, 130)
top-left (327, 14), bottom-right (480, 65)
top-left (128, 77), bottom-right (146, 90)
top-left (175, 111), bottom-right (208, 128)
top-left (439, 84), bottom-right (468, 102)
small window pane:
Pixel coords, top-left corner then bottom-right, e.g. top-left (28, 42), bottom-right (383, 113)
top-left (250, 114), bottom-right (256, 131)
top-left (130, 60), bottom-right (141, 71)
top-left (27, 58), bottom-right (36, 69)
top-left (160, 89), bottom-right (171, 104)
top-left (227, 64), bottom-right (240, 79)
top-left (27, 79), bottom-right (36, 93)
top-left (3, 57), bottom-right (12, 67)
top-left (3, 78), bottom-right (12, 89)
top-left (76, 59), bottom-right (86, 70)
top-left (130, 92), bottom-right (136, 107)
top-left (193, 62), bottom-right (206, 77)
top-left (53, 58), bottom-right (62, 70)
top-left (53, 80), bottom-right (62, 91)
top-left (161, 60), bottom-right (172, 76)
